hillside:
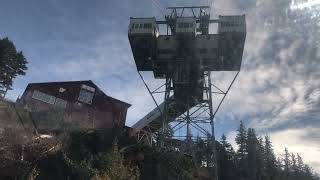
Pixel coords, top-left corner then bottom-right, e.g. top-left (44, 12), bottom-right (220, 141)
top-left (0, 99), bottom-right (318, 180)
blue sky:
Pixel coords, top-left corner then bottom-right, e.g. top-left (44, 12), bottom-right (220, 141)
top-left (1, 0), bottom-right (320, 172)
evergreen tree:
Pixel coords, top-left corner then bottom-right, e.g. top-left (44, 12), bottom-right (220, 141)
top-left (304, 165), bottom-right (314, 179)
top-left (215, 123), bottom-right (320, 180)
top-left (283, 148), bottom-right (291, 180)
top-left (276, 156), bottom-right (284, 180)
top-left (296, 153), bottom-right (304, 179)
top-left (194, 137), bottom-right (206, 166)
top-left (247, 128), bottom-right (257, 180)
top-left (291, 153), bottom-right (298, 180)
top-left (217, 122), bottom-right (319, 180)
top-left (220, 134), bottom-right (235, 160)
top-left (256, 136), bottom-right (265, 180)
top-left (235, 121), bottom-right (248, 179)
top-left (264, 135), bottom-right (277, 180)
top-left (218, 134), bottom-right (237, 180)
top-left (0, 37), bottom-right (28, 92)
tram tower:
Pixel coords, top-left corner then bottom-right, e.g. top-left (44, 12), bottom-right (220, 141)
top-left (128, 6), bottom-right (246, 179)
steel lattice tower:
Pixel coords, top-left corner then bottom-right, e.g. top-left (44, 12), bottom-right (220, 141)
top-left (128, 6), bottom-right (246, 179)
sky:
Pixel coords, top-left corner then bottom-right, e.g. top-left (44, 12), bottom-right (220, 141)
top-left (0, 0), bottom-right (320, 172)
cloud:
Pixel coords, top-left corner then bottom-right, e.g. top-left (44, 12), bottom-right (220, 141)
top-left (210, 0), bottom-right (320, 131)
top-left (2, 0), bottom-right (320, 172)
top-left (207, 0), bottom-right (320, 172)
top-left (41, 0), bottom-right (320, 139)
top-left (45, 32), bottom-right (164, 126)
top-left (225, 127), bottom-right (320, 173)
top-left (270, 127), bottom-right (320, 173)
top-left (226, 131), bottom-right (238, 150)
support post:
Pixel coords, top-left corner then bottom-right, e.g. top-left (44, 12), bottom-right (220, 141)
top-left (186, 107), bottom-right (191, 148)
top-left (161, 77), bottom-right (172, 147)
top-left (207, 71), bottom-right (219, 180)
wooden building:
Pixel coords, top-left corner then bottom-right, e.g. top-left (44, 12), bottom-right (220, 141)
top-left (17, 80), bottom-right (131, 132)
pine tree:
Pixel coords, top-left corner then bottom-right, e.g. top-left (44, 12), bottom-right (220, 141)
top-left (264, 135), bottom-right (277, 180)
top-left (247, 128), bottom-right (257, 180)
top-left (296, 153), bottom-right (304, 179)
top-left (194, 136), bottom-right (206, 166)
top-left (283, 148), bottom-right (291, 180)
top-left (291, 153), bottom-right (298, 180)
top-left (276, 156), bottom-right (284, 180)
top-left (150, 121), bottom-right (320, 180)
top-left (218, 134), bottom-right (237, 180)
top-left (220, 134), bottom-right (235, 159)
top-left (0, 37), bottom-right (28, 92)
top-left (256, 136), bottom-right (265, 180)
top-left (304, 164), bottom-right (314, 179)
top-left (235, 121), bottom-right (248, 179)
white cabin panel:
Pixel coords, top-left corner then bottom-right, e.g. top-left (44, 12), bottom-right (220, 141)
top-left (129, 18), bottom-right (158, 35)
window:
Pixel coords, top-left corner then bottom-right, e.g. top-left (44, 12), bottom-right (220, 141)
top-left (222, 21), bottom-right (237, 26)
top-left (183, 23), bottom-right (189, 28)
top-left (32, 90), bottom-right (56, 104)
top-left (81, 84), bottom-right (95, 92)
top-left (78, 89), bottom-right (94, 104)
top-left (55, 98), bottom-right (67, 108)
top-left (139, 24), bottom-right (143, 29)
top-left (32, 90), bottom-right (43, 100)
top-left (144, 23), bottom-right (152, 29)
top-left (134, 24), bottom-right (139, 29)
top-left (178, 23), bottom-right (184, 28)
top-left (78, 85), bottom-right (95, 104)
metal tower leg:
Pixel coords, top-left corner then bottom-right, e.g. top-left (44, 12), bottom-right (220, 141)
top-left (136, 69), bottom-right (239, 180)
top-left (207, 71), bottom-right (219, 180)
top-left (161, 77), bottom-right (172, 147)
top-left (186, 107), bottom-right (191, 147)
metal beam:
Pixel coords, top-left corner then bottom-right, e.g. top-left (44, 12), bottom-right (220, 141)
top-left (212, 71), bottom-right (240, 119)
top-left (167, 6), bottom-right (210, 9)
top-left (156, 19), bottom-right (219, 24)
top-left (137, 71), bottom-right (163, 115)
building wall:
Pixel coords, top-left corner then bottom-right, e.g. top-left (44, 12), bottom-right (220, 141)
top-left (20, 84), bottom-right (129, 132)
